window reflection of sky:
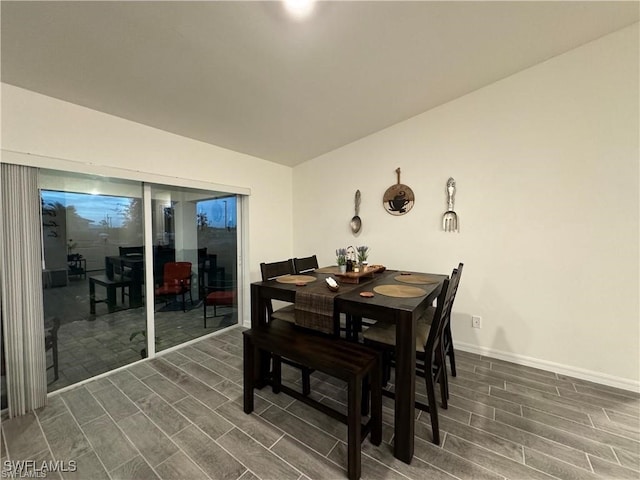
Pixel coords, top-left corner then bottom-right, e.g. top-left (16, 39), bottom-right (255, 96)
top-left (42, 191), bottom-right (237, 229)
top-left (42, 191), bottom-right (131, 227)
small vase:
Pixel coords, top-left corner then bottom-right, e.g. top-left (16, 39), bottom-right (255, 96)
top-left (339, 264), bottom-right (347, 274)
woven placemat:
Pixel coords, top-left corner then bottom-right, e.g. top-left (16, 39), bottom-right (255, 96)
top-left (275, 275), bottom-right (317, 284)
top-left (394, 274), bottom-right (440, 285)
top-left (315, 266), bottom-right (340, 274)
top-left (373, 285), bottom-right (427, 298)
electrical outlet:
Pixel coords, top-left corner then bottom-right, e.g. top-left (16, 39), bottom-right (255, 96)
top-left (472, 315), bottom-right (482, 329)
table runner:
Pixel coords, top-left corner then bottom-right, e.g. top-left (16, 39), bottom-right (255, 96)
top-left (294, 273), bottom-right (374, 334)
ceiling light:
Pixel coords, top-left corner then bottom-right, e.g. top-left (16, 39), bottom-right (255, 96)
top-left (283, 0), bottom-right (316, 20)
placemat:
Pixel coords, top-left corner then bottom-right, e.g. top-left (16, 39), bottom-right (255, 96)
top-left (394, 274), bottom-right (440, 285)
top-left (315, 266), bottom-right (341, 274)
top-left (373, 285), bottom-right (427, 298)
top-left (275, 275), bottom-right (317, 284)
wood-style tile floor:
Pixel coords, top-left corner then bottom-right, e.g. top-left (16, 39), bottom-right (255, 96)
top-left (2, 326), bottom-right (639, 479)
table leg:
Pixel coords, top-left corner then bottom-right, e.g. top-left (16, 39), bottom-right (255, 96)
top-left (394, 311), bottom-right (416, 463)
top-left (251, 283), bottom-right (271, 386)
top-left (106, 285), bottom-right (117, 313)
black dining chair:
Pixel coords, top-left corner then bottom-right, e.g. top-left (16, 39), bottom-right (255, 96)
top-left (260, 260), bottom-right (297, 323)
top-left (362, 268), bottom-right (461, 445)
top-left (45, 317), bottom-right (60, 382)
top-left (293, 255), bottom-right (318, 274)
top-left (260, 259), bottom-right (313, 395)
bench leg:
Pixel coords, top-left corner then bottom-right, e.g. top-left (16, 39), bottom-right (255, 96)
top-left (272, 355), bottom-right (282, 394)
top-left (347, 377), bottom-right (362, 480)
top-left (243, 334), bottom-right (255, 414)
top-left (370, 360), bottom-right (382, 446)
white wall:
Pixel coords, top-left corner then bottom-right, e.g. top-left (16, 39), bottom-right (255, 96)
top-left (1, 83), bottom-right (294, 289)
top-left (293, 25), bottom-right (639, 389)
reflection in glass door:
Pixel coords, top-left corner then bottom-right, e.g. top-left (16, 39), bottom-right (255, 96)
top-left (150, 185), bottom-right (238, 353)
top-left (39, 170), bottom-right (146, 392)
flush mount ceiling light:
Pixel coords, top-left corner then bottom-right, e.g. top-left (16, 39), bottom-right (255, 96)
top-left (283, 0), bottom-right (316, 20)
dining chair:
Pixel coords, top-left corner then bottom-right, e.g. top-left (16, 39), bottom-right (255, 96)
top-left (362, 269), bottom-right (460, 445)
top-left (154, 261), bottom-right (193, 312)
top-left (45, 317), bottom-right (60, 382)
top-left (441, 263), bottom-right (463, 381)
top-left (293, 254), bottom-right (318, 274)
top-left (260, 259), bottom-right (297, 323)
top-left (260, 258), bottom-right (313, 395)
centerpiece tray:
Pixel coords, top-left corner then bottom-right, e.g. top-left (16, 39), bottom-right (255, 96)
top-left (335, 265), bottom-right (386, 284)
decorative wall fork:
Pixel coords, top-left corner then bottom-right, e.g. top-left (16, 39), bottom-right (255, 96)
top-left (442, 177), bottom-right (459, 232)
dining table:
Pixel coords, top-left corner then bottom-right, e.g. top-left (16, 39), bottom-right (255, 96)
top-left (105, 254), bottom-right (145, 308)
top-left (250, 266), bottom-right (447, 464)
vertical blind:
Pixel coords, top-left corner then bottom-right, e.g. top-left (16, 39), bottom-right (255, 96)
top-left (1, 163), bottom-right (47, 417)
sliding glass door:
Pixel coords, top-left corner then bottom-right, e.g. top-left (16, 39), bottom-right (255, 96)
top-left (34, 169), bottom-right (240, 394)
top-left (150, 185), bottom-right (238, 353)
top-left (40, 170), bottom-right (146, 390)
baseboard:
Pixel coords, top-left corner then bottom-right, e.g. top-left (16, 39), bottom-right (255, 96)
top-left (454, 341), bottom-right (640, 394)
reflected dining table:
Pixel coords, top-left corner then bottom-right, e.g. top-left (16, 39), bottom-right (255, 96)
top-left (250, 267), bottom-right (447, 463)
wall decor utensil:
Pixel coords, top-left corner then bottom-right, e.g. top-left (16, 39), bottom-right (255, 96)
top-left (442, 177), bottom-right (459, 232)
top-left (383, 167), bottom-right (414, 215)
top-left (350, 190), bottom-right (362, 234)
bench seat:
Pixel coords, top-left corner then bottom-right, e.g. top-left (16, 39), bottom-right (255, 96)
top-left (243, 321), bottom-right (382, 480)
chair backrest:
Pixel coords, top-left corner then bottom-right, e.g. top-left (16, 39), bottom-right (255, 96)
top-left (293, 255), bottom-right (318, 274)
top-left (260, 259), bottom-right (295, 281)
top-left (163, 262), bottom-right (192, 286)
top-left (443, 262), bottom-right (463, 324)
top-left (119, 246), bottom-right (144, 256)
top-left (424, 268), bottom-right (461, 362)
top-left (260, 259), bottom-right (295, 318)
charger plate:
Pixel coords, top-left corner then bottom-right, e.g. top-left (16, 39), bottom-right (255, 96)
top-left (373, 285), bottom-right (427, 298)
top-left (394, 274), bottom-right (440, 285)
top-left (275, 275), bottom-right (317, 284)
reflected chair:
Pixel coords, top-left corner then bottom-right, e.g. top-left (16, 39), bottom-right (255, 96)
top-left (260, 259), bottom-right (313, 395)
top-left (293, 255), bottom-right (318, 274)
top-left (155, 261), bottom-right (193, 312)
top-left (45, 317), bottom-right (60, 381)
top-left (362, 268), bottom-right (461, 445)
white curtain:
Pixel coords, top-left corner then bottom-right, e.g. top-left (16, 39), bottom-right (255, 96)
top-left (0, 163), bottom-right (47, 417)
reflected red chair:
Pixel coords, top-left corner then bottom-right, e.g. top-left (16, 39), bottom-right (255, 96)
top-left (155, 261), bottom-right (193, 312)
top-left (203, 289), bottom-right (236, 328)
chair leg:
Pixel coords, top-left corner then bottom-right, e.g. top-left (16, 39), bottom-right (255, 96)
top-left (181, 291), bottom-right (186, 312)
top-left (52, 340), bottom-right (59, 381)
top-left (446, 325), bottom-right (456, 377)
top-left (203, 302), bottom-right (207, 328)
top-left (425, 363), bottom-right (440, 445)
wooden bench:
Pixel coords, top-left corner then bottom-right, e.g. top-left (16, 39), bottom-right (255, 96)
top-left (243, 321), bottom-right (382, 480)
top-left (89, 274), bottom-right (131, 314)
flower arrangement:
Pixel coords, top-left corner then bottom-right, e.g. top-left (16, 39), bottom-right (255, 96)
top-left (335, 248), bottom-right (347, 266)
top-left (356, 245), bottom-right (369, 264)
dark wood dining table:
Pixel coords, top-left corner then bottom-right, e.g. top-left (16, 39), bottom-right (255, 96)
top-left (250, 267), bottom-right (447, 464)
top-left (105, 255), bottom-right (145, 307)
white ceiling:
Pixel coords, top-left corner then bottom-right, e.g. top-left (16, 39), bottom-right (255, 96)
top-left (2, 1), bottom-right (638, 167)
